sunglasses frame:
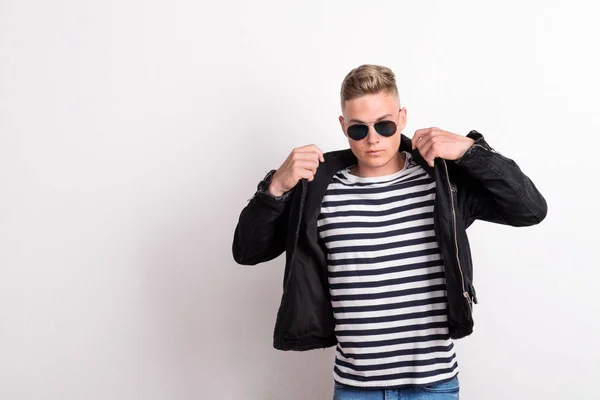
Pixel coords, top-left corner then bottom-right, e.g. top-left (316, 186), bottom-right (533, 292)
top-left (345, 110), bottom-right (402, 141)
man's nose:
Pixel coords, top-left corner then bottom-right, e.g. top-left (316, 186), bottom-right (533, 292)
top-left (366, 126), bottom-right (379, 143)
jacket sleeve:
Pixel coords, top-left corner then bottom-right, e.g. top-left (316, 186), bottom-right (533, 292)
top-left (453, 131), bottom-right (548, 227)
top-left (232, 170), bottom-right (294, 265)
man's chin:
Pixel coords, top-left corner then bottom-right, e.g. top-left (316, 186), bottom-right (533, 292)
top-left (360, 154), bottom-right (390, 166)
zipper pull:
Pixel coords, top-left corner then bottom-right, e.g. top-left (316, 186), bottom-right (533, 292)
top-left (463, 291), bottom-right (472, 306)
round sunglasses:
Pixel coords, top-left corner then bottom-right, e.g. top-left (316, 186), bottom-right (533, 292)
top-left (346, 120), bottom-right (397, 141)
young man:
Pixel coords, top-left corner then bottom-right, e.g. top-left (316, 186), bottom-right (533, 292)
top-left (232, 65), bottom-right (547, 399)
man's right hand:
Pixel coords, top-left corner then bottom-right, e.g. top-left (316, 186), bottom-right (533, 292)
top-left (268, 144), bottom-right (325, 197)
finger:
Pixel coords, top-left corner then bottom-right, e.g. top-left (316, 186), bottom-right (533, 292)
top-left (416, 127), bottom-right (445, 153)
top-left (412, 128), bottom-right (431, 150)
top-left (411, 130), bottom-right (420, 150)
top-left (414, 130), bottom-right (433, 153)
top-left (291, 151), bottom-right (321, 164)
top-left (421, 137), bottom-right (450, 167)
top-left (420, 147), bottom-right (436, 167)
top-left (417, 134), bottom-right (438, 158)
top-left (311, 145), bottom-right (325, 163)
top-left (293, 160), bottom-right (320, 174)
top-left (296, 144), bottom-right (324, 162)
top-left (297, 167), bottom-right (317, 181)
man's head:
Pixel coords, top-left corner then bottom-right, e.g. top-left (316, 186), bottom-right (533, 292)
top-left (339, 64), bottom-right (407, 177)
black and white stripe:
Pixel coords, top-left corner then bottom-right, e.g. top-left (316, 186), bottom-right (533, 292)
top-left (318, 151), bottom-right (458, 388)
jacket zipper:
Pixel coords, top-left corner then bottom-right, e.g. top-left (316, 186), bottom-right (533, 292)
top-left (442, 160), bottom-right (473, 314)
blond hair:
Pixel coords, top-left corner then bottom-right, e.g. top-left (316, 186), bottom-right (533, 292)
top-left (340, 64), bottom-right (399, 109)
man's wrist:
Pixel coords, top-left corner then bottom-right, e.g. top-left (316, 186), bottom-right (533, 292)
top-left (256, 169), bottom-right (291, 201)
top-left (267, 181), bottom-right (286, 197)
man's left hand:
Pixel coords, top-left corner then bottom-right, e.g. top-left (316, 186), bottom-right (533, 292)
top-left (411, 127), bottom-right (475, 167)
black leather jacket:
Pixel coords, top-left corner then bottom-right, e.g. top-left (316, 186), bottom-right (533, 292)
top-left (232, 130), bottom-right (548, 351)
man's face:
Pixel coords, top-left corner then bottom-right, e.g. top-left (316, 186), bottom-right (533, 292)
top-left (339, 92), bottom-right (407, 176)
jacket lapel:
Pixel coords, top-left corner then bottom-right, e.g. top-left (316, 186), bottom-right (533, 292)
top-left (302, 134), bottom-right (435, 225)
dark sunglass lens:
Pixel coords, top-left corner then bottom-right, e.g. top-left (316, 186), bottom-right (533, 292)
top-left (374, 121), bottom-right (397, 137)
top-left (347, 124), bottom-right (368, 140)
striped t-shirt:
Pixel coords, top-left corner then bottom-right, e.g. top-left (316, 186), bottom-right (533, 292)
top-left (317, 151), bottom-right (458, 388)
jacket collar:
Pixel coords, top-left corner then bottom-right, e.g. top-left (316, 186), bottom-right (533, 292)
top-left (303, 133), bottom-right (435, 224)
top-left (324, 133), bottom-right (434, 177)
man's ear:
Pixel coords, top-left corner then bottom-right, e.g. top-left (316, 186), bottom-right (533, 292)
top-left (338, 115), bottom-right (347, 138)
top-left (398, 107), bottom-right (408, 132)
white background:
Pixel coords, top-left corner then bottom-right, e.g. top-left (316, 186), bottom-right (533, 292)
top-left (1, 1), bottom-right (599, 399)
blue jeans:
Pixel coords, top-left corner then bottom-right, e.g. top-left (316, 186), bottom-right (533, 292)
top-left (333, 376), bottom-right (459, 400)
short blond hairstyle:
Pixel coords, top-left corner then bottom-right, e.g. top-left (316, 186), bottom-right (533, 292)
top-left (340, 64), bottom-right (400, 109)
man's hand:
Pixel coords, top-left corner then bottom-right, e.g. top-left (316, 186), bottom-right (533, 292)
top-left (269, 144), bottom-right (325, 196)
top-left (411, 127), bottom-right (475, 167)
